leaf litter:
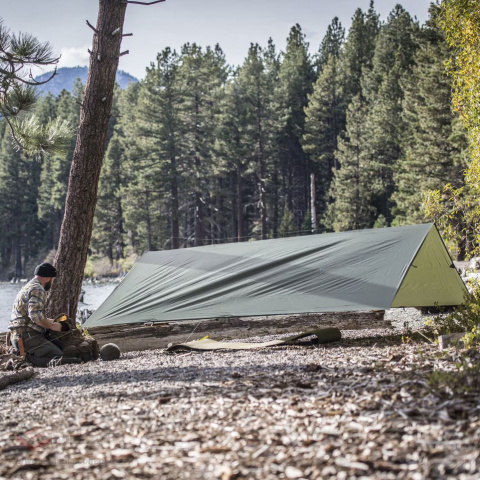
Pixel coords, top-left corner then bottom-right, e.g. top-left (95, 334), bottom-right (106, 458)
top-left (0, 313), bottom-right (479, 479)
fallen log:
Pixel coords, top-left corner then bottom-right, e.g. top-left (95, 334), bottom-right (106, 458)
top-left (0, 367), bottom-right (34, 391)
top-left (85, 311), bottom-right (388, 353)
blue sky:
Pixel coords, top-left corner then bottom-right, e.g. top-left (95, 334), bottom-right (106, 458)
top-left (2, 0), bottom-right (433, 79)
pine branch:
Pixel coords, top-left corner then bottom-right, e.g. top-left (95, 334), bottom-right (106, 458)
top-left (0, 18), bottom-right (64, 155)
top-left (8, 115), bottom-right (72, 156)
top-left (15, 67), bottom-right (58, 86)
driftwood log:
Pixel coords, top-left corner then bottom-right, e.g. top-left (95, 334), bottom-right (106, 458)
top-left (0, 311), bottom-right (388, 353)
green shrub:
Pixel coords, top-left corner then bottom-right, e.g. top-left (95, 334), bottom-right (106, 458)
top-left (117, 253), bottom-right (137, 273)
top-left (428, 349), bottom-right (480, 396)
top-left (424, 280), bottom-right (480, 348)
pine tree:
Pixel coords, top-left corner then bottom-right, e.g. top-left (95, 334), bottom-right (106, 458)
top-left (341, 2), bottom-right (380, 105)
top-left (120, 81), bottom-right (165, 253)
top-left (130, 48), bottom-right (183, 250)
top-left (393, 5), bottom-right (468, 225)
top-left (176, 43), bottom-right (228, 246)
top-left (92, 135), bottom-right (126, 261)
top-left (0, 125), bottom-right (43, 277)
top-left (303, 54), bottom-right (345, 228)
top-left (36, 89), bottom-right (80, 249)
top-left (237, 43), bottom-right (278, 240)
top-left (0, 18), bottom-right (70, 155)
top-left (215, 70), bottom-right (250, 241)
top-left (328, 95), bottom-right (374, 231)
top-left (322, 2), bottom-right (379, 230)
top-left (262, 38), bottom-right (282, 237)
top-left (315, 17), bottom-right (345, 73)
top-left (278, 208), bottom-right (296, 237)
top-left (275, 25), bottom-right (315, 227)
top-left (360, 5), bottom-right (420, 224)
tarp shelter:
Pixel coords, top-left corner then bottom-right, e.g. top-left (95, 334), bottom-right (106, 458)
top-left (84, 223), bottom-right (467, 328)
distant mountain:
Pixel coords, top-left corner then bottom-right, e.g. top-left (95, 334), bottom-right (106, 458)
top-left (34, 66), bottom-right (138, 96)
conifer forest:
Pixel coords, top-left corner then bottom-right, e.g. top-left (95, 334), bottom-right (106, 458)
top-left (0, 3), bottom-right (468, 278)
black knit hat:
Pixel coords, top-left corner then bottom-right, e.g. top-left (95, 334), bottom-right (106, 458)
top-left (34, 262), bottom-right (57, 278)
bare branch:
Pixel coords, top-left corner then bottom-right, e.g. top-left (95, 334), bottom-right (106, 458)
top-left (88, 49), bottom-right (93, 56)
top-left (15, 67), bottom-right (58, 86)
top-left (126, 0), bottom-right (165, 4)
top-left (86, 20), bottom-right (98, 34)
top-left (75, 101), bottom-right (84, 109)
top-left (119, 50), bottom-right (130, 57)
top-left (122, 33), bottom-right (133, 37)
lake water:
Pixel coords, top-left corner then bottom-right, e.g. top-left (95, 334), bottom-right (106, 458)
top-left (0, 282), bottom-right (117, 332)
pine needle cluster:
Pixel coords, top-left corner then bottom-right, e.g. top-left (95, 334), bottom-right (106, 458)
top-left (0, 18), bottom-right (71, 156)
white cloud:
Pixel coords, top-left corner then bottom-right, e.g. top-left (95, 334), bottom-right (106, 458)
top-left (57, 45), bottom-right (91, 68)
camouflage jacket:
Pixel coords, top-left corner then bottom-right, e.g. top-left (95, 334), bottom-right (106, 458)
top-left (9, 279), bottom-right (47, 334)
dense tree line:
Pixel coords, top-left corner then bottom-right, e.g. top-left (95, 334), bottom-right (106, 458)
top-left (0, 2), bottom-right (469, 278)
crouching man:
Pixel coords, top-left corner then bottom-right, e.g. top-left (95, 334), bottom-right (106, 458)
top-left (8, 263), bottom-right (81, 367)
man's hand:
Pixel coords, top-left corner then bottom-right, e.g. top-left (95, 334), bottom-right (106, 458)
top-left (37, 317), bottom-right (62, 331)
top-left (36, 315), bottom-right (72, 332)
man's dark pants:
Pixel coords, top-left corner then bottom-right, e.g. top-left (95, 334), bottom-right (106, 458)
top-left (15, 330), bottom-right (81, 367)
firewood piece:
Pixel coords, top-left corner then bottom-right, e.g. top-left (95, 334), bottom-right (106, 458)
top-left (0, 367), bottom-right (34, 391)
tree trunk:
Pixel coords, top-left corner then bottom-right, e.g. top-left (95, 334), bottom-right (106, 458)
top-left (194, 91), bottom-right (204, 247)
top-left (47, 0), bottom-right (128, 319)
top-left (145, 191), bottom-right (153, 252)
top-left (55, 209), bottom-right (63, 249)
top-left (170, 154), bottom-right (180, 250)
top-left (457, 230), bottom-right (466, 262)
top-left (107, 242), bottom-right (114, 263)
top-left (259, 157), bottom-right (267, 240)
top-left (310, 173), bottom-right (316, 234)
top-left (257, 110), bottom-right (267, 240)
top-left (230, 171), bottom-right (237, 242)
top-left (272, 159), bottom-right (279, 238)
top-left (236, 160), bottom-right (243, 242)
top-left (194, 189), bottom-right (204, 246)
top-left (115, 197), bottom-right (124, 260)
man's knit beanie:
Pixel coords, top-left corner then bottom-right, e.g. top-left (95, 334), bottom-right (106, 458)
top-left (34, 262), bottom-right (57, 277)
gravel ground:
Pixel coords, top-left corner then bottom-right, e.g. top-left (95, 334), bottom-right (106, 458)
top-left (1, 309), bottom-right (479, 480)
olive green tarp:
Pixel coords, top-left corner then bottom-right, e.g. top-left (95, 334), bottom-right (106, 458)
top-left (84, 224), bottom-right (467, 328)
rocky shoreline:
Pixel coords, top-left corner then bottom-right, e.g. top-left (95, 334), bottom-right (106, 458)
top-left (1, 309), bottom-right (479, 479)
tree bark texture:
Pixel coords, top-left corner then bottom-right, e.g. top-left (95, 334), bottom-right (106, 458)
top-left (236, 160), bottom-right (243, 242)
top-left (170, 154), bottom-right (180, 250)
top-left (310, 173), bottom-right (316, 233)
top-left (0, 367), bottom-right (34, 391)
top-left (47, 0), bottom-right (128, 318)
